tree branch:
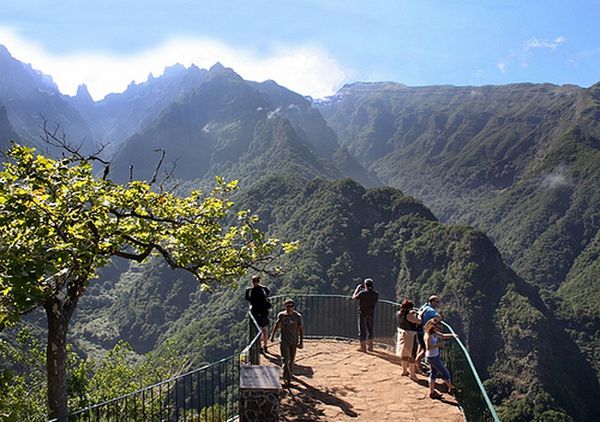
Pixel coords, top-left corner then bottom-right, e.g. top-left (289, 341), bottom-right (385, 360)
top-left (148, 149), bottom-right (166, 186)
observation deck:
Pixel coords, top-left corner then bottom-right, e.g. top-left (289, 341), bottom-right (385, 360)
top-left (64, 294), bottom-right (499, 421)
top-left (268, 339), bottom-right (462, 421)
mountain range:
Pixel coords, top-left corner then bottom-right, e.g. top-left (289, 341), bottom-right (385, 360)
top-left (1, 44), bottom-right (599, 421)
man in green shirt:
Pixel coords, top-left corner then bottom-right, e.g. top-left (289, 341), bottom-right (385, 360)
top-left (270, 298), bottom-right (304, 385)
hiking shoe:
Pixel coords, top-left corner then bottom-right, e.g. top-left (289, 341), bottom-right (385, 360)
top-left (429, 391), bottom-right (443, 399)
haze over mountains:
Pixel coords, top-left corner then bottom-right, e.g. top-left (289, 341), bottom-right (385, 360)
top-left (1, 44), bottom-right (599, 421)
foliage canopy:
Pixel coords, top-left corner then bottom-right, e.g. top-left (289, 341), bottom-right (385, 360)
top-left (0, 144), bottom-right (292, 328)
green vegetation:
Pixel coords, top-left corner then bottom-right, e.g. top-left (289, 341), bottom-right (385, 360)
top-left (0, 144), bottom-right (291, 418)
top-left (320, 82), bottom-right (600, 396)
top-left (75, 176), bottom-right (599, 420)
top-left (0, 327), bottom-right (182, 422)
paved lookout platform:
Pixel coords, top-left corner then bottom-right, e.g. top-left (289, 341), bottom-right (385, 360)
top-left (261, 339), bottom-right (464, 421)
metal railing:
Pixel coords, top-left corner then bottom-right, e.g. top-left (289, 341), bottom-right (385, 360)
top-left (267, 294), bottom-right (399, 347)
top-left (268, 294), bottom-right (500, 422)
top-left (441, 322), bottom-right (501, 422)
top-left (62, 314), bottom-right (262, 421)
top-left (63, 294), bottom-right (499, 421)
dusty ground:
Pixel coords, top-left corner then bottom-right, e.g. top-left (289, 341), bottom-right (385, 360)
top-left (261, 339), bottom-right (464, 421)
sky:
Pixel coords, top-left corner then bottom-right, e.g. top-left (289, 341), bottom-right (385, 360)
top-left (0, 0), bottom-right (599, 100)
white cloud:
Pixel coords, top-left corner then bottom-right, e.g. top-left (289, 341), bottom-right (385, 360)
top-left (0, 27), bottom-right (349, 100)
top-left (267, 108), bottom-right (281, 119)
top-left (541, 165), bottom-right (571, 189)
top-left (568, 47), bottom-right (600, 67)
top-left (525, 36), bottom-right (565, 52)
top-left (497, 61), bottom-right (506, 73)
top-left (497, 36), bottom-right (566, 74)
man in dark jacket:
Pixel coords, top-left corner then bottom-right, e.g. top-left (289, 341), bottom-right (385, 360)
top-left (352, 278), bottom-right (379, 352)
top-left (245, 275), bottom-right (271, 353)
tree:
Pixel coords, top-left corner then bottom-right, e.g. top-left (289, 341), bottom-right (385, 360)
top-left (0, 144), bottom-right (295, 420)
top-left (0, 328), bottom-right (185, 422)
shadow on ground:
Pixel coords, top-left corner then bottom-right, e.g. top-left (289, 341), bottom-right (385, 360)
top-left (281, 376), bottom-right (358, 421)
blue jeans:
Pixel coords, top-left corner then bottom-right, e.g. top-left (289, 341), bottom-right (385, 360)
top-left (427, 355), bottom-right (451, 381)
top-left (358, 315), bottom-right (374, 341)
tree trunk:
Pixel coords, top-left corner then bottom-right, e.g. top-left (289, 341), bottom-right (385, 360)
top-left (45, 297), bottom-right (70, 421)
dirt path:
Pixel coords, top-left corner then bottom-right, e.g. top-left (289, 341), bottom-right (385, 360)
top-left (261, 339), bottom-right (464, 421)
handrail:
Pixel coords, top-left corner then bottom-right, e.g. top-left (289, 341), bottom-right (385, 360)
top-left (442, 321), bottom-right (500, 422)
top-left (64, 309), bottom-right (264, 421)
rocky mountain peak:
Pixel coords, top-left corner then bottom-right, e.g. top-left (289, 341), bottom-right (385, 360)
top-left (0, 44), bottom-right (12, 60)
top-left (205, 62), bottom-right (241, 79)
top-left (163, 63), bottom-right (186, 76)
top-left (75, 84), bottom-right (94, 103)
top-left (209, 62), bottom-right (226, 73)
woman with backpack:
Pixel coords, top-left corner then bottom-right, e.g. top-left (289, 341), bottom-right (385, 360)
top-left (245, 274), bottom-right (271, 353)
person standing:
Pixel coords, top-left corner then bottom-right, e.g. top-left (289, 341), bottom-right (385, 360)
top-left (419, 295), bottom-right (441, 326)
top-left (352, 278), bottom-right (379, 352)
top-left (424, 317), bottom-right (457, 399)
top-left (245, 275), bottom-right (271, 353)
top-left (270, 298), bottom-right (304, 385)
top-left (416, 295), bottom-right (441, 370)
top-left (396, 299), bottom-right (421, 380)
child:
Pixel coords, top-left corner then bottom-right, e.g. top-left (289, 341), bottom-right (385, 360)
top-left (424, 317), bottom-right (457, 399)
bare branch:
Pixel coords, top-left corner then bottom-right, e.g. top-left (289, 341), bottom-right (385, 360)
top-left (38, 119), bottom-right (112, 170)
top-left (113, 248), bottom-right (153, 262)
top-left (148, 149), bottom-right (166, 186)
top-left (159, 158), bottom-right (179, 194)
top-left (110, 207), bottom-right (193, 226)
top-left (39, 119), bottom-right (84, 159)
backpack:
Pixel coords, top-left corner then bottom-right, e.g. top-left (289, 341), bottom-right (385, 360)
top-left (262, 287), bottom-right (272, 309)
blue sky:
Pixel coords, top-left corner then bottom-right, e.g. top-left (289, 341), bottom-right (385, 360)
top-left (1, 0), bottom-right (598, 100)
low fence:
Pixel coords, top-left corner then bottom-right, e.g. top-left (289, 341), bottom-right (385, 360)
top-left (62, 294), bottom-right (499, 421)
top-left (62, 320), bottom-right (261, 422)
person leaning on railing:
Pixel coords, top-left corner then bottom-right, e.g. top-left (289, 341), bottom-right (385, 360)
top-left (416, 295), bottom-right (441, 371)
top-left (424, 316), bottom-right (458, 399)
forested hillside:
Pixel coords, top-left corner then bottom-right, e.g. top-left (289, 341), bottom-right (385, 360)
top-left (73, 177), bottom-right (600, 421)
top-left (319, 81), bottom-right (600, 291)
top-left (319, 82), bottom-right (600, 381)
top-left (0, 105), bottom-right (19, 150)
